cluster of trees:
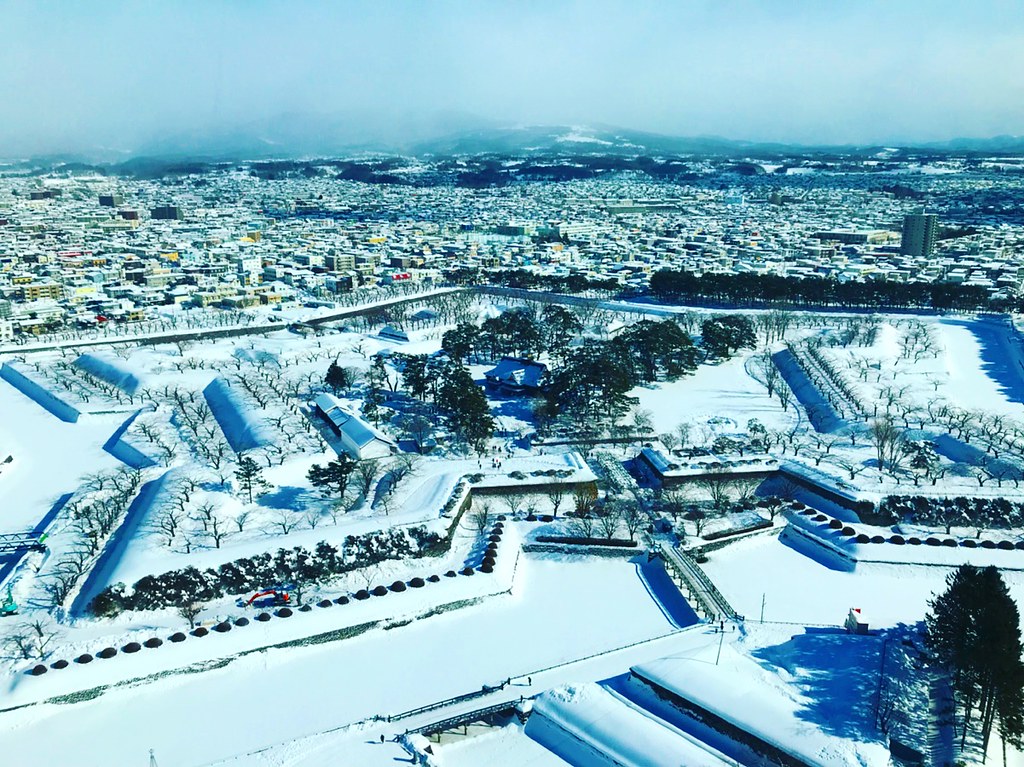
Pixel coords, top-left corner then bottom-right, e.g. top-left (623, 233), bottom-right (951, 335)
top-left (926, 565), bottom-right (1024, 754)
top-left (564, 496), bottom-right (647, 542)
top-left (365, 352), bottom-right (494, 453)
top-left (881, 495), bottom-right (1024, 536)
top-left (650, 269), bottom-right (995, 311)
top-left (90, 526), bottom-right (443, 617)
top-left (44, 468), bottom-right (143, 608)
top-left (541, 320), bottom-right (702, 437)
top-left (700, 316), bottom-right (756, 359)
top-left (441, 305), bottom-right (583, 363)
top-left (446, 267), bottom-right (621, 295)
top-left (655, 469), bottom-right (770, 537)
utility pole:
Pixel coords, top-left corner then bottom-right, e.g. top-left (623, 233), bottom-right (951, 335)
top-left (760, 593), bottom-right (766, 623)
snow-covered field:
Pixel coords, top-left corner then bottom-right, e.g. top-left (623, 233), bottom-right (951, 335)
top-left (4, 297), bottom-right (1024, 766)
top-left (633, 353), bottom-right (800, 437)
top-left (0, 553), bottom-right (688, 766)
top-left (704, 531), bottom-right (1024, 630)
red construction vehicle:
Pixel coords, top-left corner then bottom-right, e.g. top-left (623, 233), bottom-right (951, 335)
top-left (238, 589), bottom-right (290, 609)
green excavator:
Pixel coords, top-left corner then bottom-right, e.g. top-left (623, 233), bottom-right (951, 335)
top-left (1, 587), bottom-right (17, 617)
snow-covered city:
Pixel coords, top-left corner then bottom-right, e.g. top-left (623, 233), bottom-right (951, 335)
top-left (4, 3), bottom-right (1024, 766)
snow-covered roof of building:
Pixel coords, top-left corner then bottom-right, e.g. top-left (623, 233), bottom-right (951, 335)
top-left (313, 392), bottom-right (395, 449)
top-left (484, 357), bottom-right (548, 389)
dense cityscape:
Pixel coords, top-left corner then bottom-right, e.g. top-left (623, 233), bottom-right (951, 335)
top-left (3, 149), bottom-right (1024, 346)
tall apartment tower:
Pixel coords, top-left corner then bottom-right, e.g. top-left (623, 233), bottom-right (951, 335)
top-left (900, 212), bottom-right (938, 258)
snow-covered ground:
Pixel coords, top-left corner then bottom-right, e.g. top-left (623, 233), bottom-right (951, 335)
top-left (5, 298), bottom-right (1024, 766)
top-left (704, 531), bottom-right (1024, 630)
top-left (0, 384), bottom-right (124, 531)
top-left (0, 553), bottom-right (690, 766)
top-left (633, 353), bottom-right (799, 438)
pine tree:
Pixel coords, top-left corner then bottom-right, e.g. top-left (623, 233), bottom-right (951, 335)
top-left (307, 455), bottom-right (357, 497)
top-left (325, 360), bottom-right (350, 394)
top-left (398, 354), bottom-right (430, 401)
top-left (926, 565), bottom-right (1024, 753)
top-left (234, 455), bottom-right (266, 503)
top-left (435, 363), bottom-right (494, 452)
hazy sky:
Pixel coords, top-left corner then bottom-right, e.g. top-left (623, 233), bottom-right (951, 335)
top-left (2, 0), bottom-right (1023, 155)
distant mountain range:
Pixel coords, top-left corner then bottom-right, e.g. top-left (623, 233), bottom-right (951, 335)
top-left (5, 117), bottom-right (1024, 166)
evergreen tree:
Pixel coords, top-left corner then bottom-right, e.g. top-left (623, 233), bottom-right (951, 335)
top-left (701, 316), bottom-right (757, 358)
top-left (234, 455), bottom-right (267, 503)
top-left (325, 360), bottom-right (351, 394)
top-left (441, 322), bottom-right (480, 363)
top-left (926, 565), bottom-right (1024, 753)
top-left (307, 455), bottom-right (357, 497)
top-left (398, 353), bottom-right (430, 401)
top-left (363, 385), bottom-right (384, 425)
top-left (435, 363), bottom-right (495, 452)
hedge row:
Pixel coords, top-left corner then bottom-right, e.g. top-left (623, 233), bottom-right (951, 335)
top-left (534, 535), bottom-right (638, 548)
top-left (91, 526), bottom-right (443, 616)
top-left (36, 523), bottom-right (508, 679)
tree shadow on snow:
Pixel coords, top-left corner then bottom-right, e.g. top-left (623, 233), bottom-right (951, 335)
top-left (258, 485), bottom-right (311, 511)
top-left (752, 629), bottom-right (885, 741)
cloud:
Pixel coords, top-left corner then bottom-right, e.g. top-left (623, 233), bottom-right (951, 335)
top-left (0, 0), bottom-right (1021, 155)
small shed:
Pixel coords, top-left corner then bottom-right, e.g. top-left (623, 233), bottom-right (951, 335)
top-left (845, 607), bottom-right (869, 635)
top-left (378, 325), bottom-right (410, 343)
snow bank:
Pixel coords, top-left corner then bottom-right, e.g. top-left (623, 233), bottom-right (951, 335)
top-left (102, 409), bottom-right (159, 469)
top-left (71, 469), bottom-right (177, 616)
top-left (632, 645), bottom-right (890, 767)
top-left (526, 683), bottom-right (736, 767)
top-left (203, 376), bottom-right (273, 453)
top-left (771, 350), bottom-right (846, 433)
top-left (73, 352), bottom-right (146, 395)
top-left (0, 361), bottom-right (81, 422)
top-left (636, 558), bottom-right (701, 629)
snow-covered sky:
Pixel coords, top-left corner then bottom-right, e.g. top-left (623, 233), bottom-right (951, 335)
top-left (2, 0), bottom-right (1023, 154)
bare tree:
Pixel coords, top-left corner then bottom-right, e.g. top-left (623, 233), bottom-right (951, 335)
top-left (659, 432), bottom-right (679, 454)
top-left (469, 502), bottom-right (493, 533)
top-left (776, 379), bottom-right (794, 412)
top-left (177, 601), bottom-right (202, 629)
top-left (206, 513), bottom-right (231, 548)
top-left (661, 487), bottom-right (689, 519)
top-left (24, 619), bottom-right (61, 660)
top-left (304, 508), bottom-right (323, 530)
top-left (354, 459), bottom-right (380, 498)
top-left (675, 421), bottom-right (692, 449)
top-left (698, 467), bottom-right (734, 511)
top-left (567, 514), bottom-right (596, 538)
top-left (545, 484), bottom-right (567, 517)
top-left (573, 485), bottom-right (598, 517)
top-left (152, 507), bottom-right (183, 547)
top-left (501, 493), bottom-right (524, 517)
top-left (632, 408), bottom-right (654, 444)
top-left (596, 503), bottom-right (622, 539)
top-left (869, 418), bottom-right (906, 473)
top-left (272, 509), bottom-right (299, 535)
top-left (234, 510), bottom-right (252, 533)
top-left (390, 453), bottom-right (419, 484)
top-left (3, 629), bottom-right (35, 661)
top-left (621, 504), bottom-right (646, 542)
